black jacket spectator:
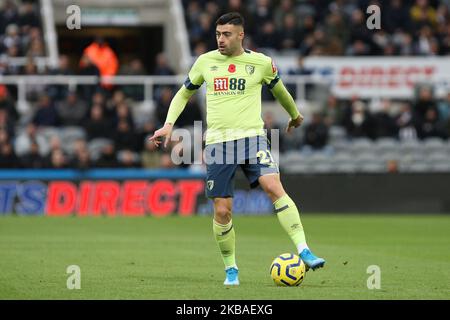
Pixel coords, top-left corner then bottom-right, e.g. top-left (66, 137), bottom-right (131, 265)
top-left (303, 113), bottom-right (329, 150)
top-left (84, 104), bottom-right (112, 140)
top-left (32, 94), bottom-right (60, 127)
top-left (20, 141), bottom-right (45, 168)
top-left (0, 142), bottom-right (19, 168)
top-left (56, 91), bottom-right (88, 126)
top-left (95, 144), bottom-right (118, 168)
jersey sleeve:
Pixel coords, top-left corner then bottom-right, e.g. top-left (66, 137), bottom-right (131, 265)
top-left (185, 56), bottom-right (205, 90)
top-left (262, 57), bottom-right (281, 89)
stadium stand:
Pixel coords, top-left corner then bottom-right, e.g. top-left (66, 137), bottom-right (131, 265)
top-left (0, 0), bottom-right (449, 173)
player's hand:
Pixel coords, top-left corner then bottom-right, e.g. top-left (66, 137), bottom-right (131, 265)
top-left (148, 123), bottom-right (173, 148)
top-left (286, 114), bottom-right (304, 133)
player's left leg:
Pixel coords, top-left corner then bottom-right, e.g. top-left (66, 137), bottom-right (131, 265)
top-left (212, 197), bottom-right (239, 285)
top-left (258, 174), bottom-right (325, 271)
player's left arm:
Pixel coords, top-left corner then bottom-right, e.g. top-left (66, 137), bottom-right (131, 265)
top-left (263, 58), bottom-right (304, 133)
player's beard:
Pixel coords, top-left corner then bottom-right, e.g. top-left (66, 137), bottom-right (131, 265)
top-left (218, 43), bottom-right (238, 56)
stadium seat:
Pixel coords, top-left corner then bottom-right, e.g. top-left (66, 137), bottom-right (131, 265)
top-left (358, 162), bottom-right (386, 173)
top-left (88, 138), bottom-right (114, 161)
top-left (350, 138), bottom-right (375, 155)
top-left (430, 162), bottom-right (450, 173)
top-left (60, 126), bottom-right (86, 142)
top-left (329, 126), bottom-right (346, 143)
top-left (283, 163), bottom-right (311, 174)
top-left (330, 140), bottom-right (351, 153)
top-left (374, 138), bottom-right (399, 153)
top-left (424, 138), bottom-right (446, 154)
top-left (406, 162), bottom-right (433, 173)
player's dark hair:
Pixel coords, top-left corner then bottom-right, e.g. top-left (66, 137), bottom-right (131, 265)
top-left (215, 12), bottom-right (244, 28)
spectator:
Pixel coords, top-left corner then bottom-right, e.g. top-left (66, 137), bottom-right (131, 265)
top-left (32, 94), bottom-right (60, 127)
top-left (190, 13), bottom-right (215, 51)
top-left (373, 99), bottom-right (398, 138)
top-left (18, 1), bottom-right (40, 29)
top-left (113, 120), bottom-right (137, 151)
top-left (119, 58), bottom-right (146, 100)
top-left (224, 0), bottom-right (254, 33)
top-left (255, 21), bottom-right (279, 50)
top-left (274, 0), bottom-right (295, 30)
top-left (114, 102), bottom-right (134, 128)
top-left (342, 100), bottom-right (376, 139)
top-left (279, 13), bottom-right (302, 50)
top-left (416, 108), bottom-right (448, 139)
top-left (437, 92), bottom-right (450, 122)
top-left (81, 37), bottom-right (118, 89)
top-left (263, 111), bottom-right (285, 152)
top-left (396, 102), bottom-right (418, 140)
top-left (152, 53), bottom-right (175, 76)
top-left (288, 56), bottom-right (314, 100)
top-left (48, 54), bottom-right (74, 100)
top-left (23, 59), bottom-right (45, 102)
top-left (414, 86), bottom-right (438, 123)
top-left (14, 122), bottom-right (48, 156)
top-left (0, 1), bottom-right (19, 36)
top-left (95, 143), bottom-right (118, 168)
top-left (0, 141), bottom-right (19, 168)
top-left (160, 152), bottom-right (175, 169)
top-left (0, 85), bottom-right (18, 121)
top-left (106, 90), bottom-right (126, 120)
top-left (137, 120), bottom-right (156, 151)
top-left (141, 138), bottom-right (162, 168)
top-left (155, 87), bottom-right (174, 126)
top-left (56, 91), bottom-right (88, 126)
top-left (118, 149), bottom-right (140, 168)
top-left (302, 113), bottom-right (330, 150)
top-left (323, 95), bottom-right (345, 126)
top-left (84, 104), bottom-right (111, 140)
top-left (0, 109), bottom-right (14, 138)
top-left (71, 148), bottom-right (91, 170)
top-left (48, 149), bottom-right (68, 169)
top-left (410, 0), bottom-right (438, 29)
top-left (0, 128), bottom-right (10, 145)
top-left (20, 140), bottom-right (45, 168)
top-left (78, 54), bottom-right (100, 101)
top-left (383, 0), bottom-right (412, 33)
top-left (1, 24), bottom-right (21, 53)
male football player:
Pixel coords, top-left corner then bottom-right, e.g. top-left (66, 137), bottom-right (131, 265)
top-left (150, 12), bottom-right (325, 285)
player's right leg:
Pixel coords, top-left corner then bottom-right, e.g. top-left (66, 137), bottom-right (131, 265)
top-left (212, 197), bottom-right (239, 285)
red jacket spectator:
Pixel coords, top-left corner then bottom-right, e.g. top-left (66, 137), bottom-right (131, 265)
top-left (80, 37), bottom-right (118, 88)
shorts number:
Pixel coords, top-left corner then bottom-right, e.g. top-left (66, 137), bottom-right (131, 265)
top-left (257, 150), bottom-right (275, 165)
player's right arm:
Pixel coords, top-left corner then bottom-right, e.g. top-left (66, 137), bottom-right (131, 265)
top-left (262, 57), bottom-right (304, 133)
top-left (149, 56), bottom-right (205, 148)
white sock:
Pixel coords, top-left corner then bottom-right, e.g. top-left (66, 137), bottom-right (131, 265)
top-left (297, 243), bottom-right (309, 254)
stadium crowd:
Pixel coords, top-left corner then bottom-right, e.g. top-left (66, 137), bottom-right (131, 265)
top-left (184, 0), bottom-right (450, 57)
top-left (0, 0), bottom-right (449, 169)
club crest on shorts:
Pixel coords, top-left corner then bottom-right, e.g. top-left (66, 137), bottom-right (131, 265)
top-left (207, 180), bottom-right (214, 190)
top-left (245, 65), bottom-right (255, 75)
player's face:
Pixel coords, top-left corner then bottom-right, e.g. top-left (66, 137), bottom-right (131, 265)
top-left (216, 24), bottom-right (244, 56)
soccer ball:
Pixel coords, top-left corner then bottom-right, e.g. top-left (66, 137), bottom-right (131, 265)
top-left (270, 253), bottom-right (306, 286)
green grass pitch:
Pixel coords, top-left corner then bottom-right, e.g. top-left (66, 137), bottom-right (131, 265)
top-left (0, 214), bottom-right (449, 299)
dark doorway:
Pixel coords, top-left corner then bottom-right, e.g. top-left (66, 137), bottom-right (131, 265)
top-left (56, 26), bottom-right (163, 74)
